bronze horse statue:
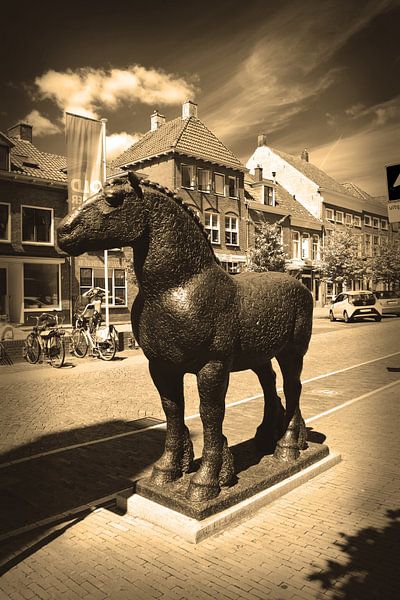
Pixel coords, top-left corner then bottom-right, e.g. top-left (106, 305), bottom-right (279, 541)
top-left (58, 172), bottom-right (313, 502)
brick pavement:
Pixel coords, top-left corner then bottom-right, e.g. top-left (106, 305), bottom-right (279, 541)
top-left (0, 316), bottom-right (399, 598)
top-left (0, 382), bottom-right (399, 599)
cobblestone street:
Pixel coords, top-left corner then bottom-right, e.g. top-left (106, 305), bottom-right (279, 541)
top-left (1, 314), bottom-right (399, 599)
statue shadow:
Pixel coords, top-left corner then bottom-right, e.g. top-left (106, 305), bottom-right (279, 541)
top-left (307, 508), bottom-right (400, 599)
top-left (0, 419), bottom-right (170, 574)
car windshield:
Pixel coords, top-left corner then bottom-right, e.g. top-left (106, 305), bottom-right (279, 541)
top-left (350, 293), bottom-right (375, 306)
top-left (375, 291), bottom-right (398, 299)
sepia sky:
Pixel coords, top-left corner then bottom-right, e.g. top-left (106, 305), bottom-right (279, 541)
top-left (1, 0), bottom-right (399, 196)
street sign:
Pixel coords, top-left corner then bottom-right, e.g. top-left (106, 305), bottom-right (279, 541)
top-left (385, 163), bottom-right (400, 223)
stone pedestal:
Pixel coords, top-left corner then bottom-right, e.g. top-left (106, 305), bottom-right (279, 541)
top-left (117, 442), bottom-right (340, 543)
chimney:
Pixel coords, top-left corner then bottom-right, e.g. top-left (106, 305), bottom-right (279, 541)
top-left (257, 133), bottom-right (268, 147)
top-left (301, 148), bottom-right (309, 162)
top-left (150, 110), bottom-right (166, 131)
top-left (254, 165), bottom-right (263, 182)
top-left (182, 100), bottom-right (198, 119)
top-left (8, 122), bottom-right (33, 143)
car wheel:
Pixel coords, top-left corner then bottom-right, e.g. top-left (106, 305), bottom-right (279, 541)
top-left (343, 311), bottom-right (352, 323)
top-left (375, 315), bottom-right (382, 322)
top-left (329, 311), bottom-right (336, 322)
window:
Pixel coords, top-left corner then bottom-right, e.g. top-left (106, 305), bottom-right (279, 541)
top-left (291, 231), bottom-right (300, 259)
top-left (228, 176), bottom-right (238, 198)
top-left (0, 203), bottom-right (10, 241)
top-left (198, 168), bottom-right (211, 192)
top-left (263, 186), bottom-right (274, 206)
top-left (79, 268), bottom-right (127, 306)
top-left (345, 213), bottom-right (353, 226)
top-left (364, 214), bottom-right (372, 226)
top-left (214, 173), bottom-right (225, 196)
top-left (204, 212), bottom-right (220, 244)
top-left (353, 215), bottom-right (361, 227)
top-left (325, 208), bottom-right (334, 222)
top-left (181, 164), bottom-right (196, 189)
top-left (220, 261), bottom-right (240, 274)
top-left (0, 145), bottom-right (9, 170)
top-left (381, 219), bottom-right (388, 230)
top-left (372, 217), bottom-right (380, 229)
top-left (335, 211), bottom-right (344, 224)
top-left (301, 233), bottom-right (310, 259)
top-left (22, 206), bottom-right (52, 244)
top-left (357, 234), bottom-right (363, 257)
top-left (24, 263), bottom-right (60, 309)
top-left (225, 216), bottom-right (239, 246)
top-left (373, 235), bottom-right (380, 255)
top-left (312, 235), bottom-right (320, 260)
top-left (364, 233), bottom-right (372, 256)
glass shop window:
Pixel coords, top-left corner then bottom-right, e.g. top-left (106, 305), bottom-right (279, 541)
top-left (24, 263), bottom-right (60, 309)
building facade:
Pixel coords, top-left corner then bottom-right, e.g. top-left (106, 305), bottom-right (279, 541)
top-left (0, 123), bottom-right (134, 325)
top-left (113, 101), bottom-right (248, 274)
top-left (246, 135), bottom-right (400, 302)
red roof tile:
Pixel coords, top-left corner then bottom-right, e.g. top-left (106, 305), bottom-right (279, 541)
top-left (9, 138), bottom-right (67, 183)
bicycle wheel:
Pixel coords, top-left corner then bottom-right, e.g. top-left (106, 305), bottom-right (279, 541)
top-left (97, 332), bottom-right (116, 361)
top-left (70, 328), bottom-right (88, 358)
top-left (49, 335), bottom-right (65, 368)
top-left (23, 333), bottom-right (40, 364)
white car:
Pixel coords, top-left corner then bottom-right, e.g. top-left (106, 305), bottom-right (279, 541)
top-left (329, 291), bottom-right (382, 323)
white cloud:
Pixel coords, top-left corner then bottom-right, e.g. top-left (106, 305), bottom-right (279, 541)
top-left (23, 109), bottom-right (61, 136)
top-left (106, 131), bottom-right (141, 160)
top-left (35, 66), bottom-right (196, 118)
top-left (345, 96), bottom-right (400, 126)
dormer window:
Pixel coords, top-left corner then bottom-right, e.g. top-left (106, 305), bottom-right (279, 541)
top-left (0, 145), bottom-right (10, 171)
top-left (263, 186), bottom-right (274, 206)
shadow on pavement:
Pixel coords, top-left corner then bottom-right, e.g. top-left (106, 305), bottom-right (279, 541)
top-left (0, 419), bottom-right (170, 570)
top-left (307, 508), bottom-right (400, 599)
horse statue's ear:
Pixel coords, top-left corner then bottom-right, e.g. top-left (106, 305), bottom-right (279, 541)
top-left (127, 171), bottom-right (143, 199)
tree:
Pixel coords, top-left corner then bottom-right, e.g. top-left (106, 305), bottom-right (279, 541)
top-left (368, 239), bottom-right (400, 289)
top-left (247, 221), bottom-right (286, 272)
top-left (320, 227), bottom-right (365, 284)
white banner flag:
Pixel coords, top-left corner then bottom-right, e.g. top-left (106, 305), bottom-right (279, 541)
top-left (65, 113), bottom-right (104, 212)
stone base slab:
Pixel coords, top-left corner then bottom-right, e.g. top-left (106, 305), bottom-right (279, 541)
top-left (118, 448), bottom-right (341, 543)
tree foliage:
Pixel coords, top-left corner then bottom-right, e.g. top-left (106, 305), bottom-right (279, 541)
top-left (247, 221), bottom-right (287, 272)
top-left (368, 239), bottom-right (400, 288)
top-left (320, 227), bottom-right (365, 283)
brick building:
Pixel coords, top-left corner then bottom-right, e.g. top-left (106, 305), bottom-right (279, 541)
top-left (0, 123), bottom-right (134, 325)
top-left (245, 166), bottom-right (323, 303)
top-left (113, 100), bottom-right (248, 274)
top-left (246, 135), bottom-right (400, 302)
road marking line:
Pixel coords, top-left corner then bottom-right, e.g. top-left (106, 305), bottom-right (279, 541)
top-left (305, 379), bottom-right (400, 424)
top-left (1, 351), bottom-right (399, 469)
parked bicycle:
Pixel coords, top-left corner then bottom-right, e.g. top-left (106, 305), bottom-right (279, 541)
top-left (70, 287), bottom-right (117, 361)
top-left (23, 312), bottom-right (66, 368)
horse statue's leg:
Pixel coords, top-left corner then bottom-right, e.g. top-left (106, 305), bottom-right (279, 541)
top-left (274, 352), bottom-right (308, 461)
top-left (253, 361), bottom-right (285, 453)
top-left (149, 360), bottom-right (194, 484)
top-left (186, 360), bottom-right (235, 502)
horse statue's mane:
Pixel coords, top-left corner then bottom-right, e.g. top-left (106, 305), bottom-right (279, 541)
top-left (111, 171), bottom-right (220, 265)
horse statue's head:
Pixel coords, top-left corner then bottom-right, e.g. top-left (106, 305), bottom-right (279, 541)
top-left (57, 172), bottom-right (146, 256)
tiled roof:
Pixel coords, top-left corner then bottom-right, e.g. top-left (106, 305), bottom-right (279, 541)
top-left (272, 148), bottom-right (350, 197)
top-left (8, 137), bottom-right (67, 183)
top-left (341, 182), bottom-right (374, 200)
top-left (245, 176), bottom-right (321, 226)
top-left (112, 116), bottom-right (245, 171)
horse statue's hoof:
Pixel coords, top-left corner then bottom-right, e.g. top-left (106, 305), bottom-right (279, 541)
top-left (186, 480), bottom-right (220, 502)
top-left (150, 465), bottom-right (181, 485)
top-left (273, 444), bottom-right (300, 462)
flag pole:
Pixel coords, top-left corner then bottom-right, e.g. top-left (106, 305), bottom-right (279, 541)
top-left (101, 118), bottom-right (109, 327)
